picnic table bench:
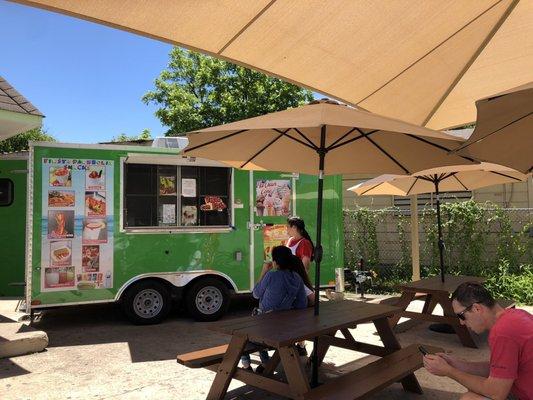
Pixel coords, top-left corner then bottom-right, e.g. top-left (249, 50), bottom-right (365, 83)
top-left (178, 300), bottom-right (441, 400)
top-left (386, 275), bottom-right (515, 348)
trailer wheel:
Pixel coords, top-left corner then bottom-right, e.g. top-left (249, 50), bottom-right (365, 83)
top-left (122, 280), bottom-right (171, 325)
top-left (186, 278), bottom-right (230, 322)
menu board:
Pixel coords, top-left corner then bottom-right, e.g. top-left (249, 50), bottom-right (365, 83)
top-left (41, 158), bottom-right (114, 292)
top-left (262, 225), bottom-right (290, 262)
top-left (256, 180), bottom-right (292, 217)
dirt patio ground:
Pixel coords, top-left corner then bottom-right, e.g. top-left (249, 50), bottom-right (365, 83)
top-left (1, 294), bottom-right (530, 400)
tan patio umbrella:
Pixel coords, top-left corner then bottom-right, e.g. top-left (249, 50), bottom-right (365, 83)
top-left (348, 163), bottom-right (527, 282)
top-left (12, 0), bottom-right (533, 129)
top-left (454, 82), bottom-right (533, 173)
top-left (183, 99), bottom-right (474, 384)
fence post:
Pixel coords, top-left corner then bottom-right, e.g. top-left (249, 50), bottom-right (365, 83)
top-left (410, 195), bottom-right (420, 281)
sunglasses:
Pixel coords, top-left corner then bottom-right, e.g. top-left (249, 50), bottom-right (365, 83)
top-left (456, 303), bottom-right (476, 320)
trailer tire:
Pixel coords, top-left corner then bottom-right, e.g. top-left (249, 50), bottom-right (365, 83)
top-left (186, 278), bottom-right (230, 322)
top-left (122, 280), bottom-right (171, 325)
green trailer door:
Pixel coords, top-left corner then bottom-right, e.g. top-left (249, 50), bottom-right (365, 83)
top-left (252, 171), bottom-right (343, 287)
top-left (0, 158), bottom-right (27, 296)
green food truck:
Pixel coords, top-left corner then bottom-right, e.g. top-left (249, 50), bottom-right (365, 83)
top-left (0, 141), bottom-right (343, 324)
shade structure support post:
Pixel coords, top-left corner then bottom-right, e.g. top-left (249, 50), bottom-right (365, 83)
top-left (410, 195), bottom-right (420, 281)
top-left (311, 125), bottom-right (327, 388)
top-left (434, 177), bottom-right (445, 283)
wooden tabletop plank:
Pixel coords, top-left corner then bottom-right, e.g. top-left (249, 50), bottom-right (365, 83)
top-left (210, 301), bottom-right (400, 348)
top-left (397, 275), bottom-right (485, 294)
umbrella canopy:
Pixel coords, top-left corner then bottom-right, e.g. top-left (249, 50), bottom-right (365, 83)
top-left (184, 99), bottom-right (475, 384)
top-left (454, 82), bottom-right (533, 173)
top-left (12, 0), bottom-right (533, 130)
top-left (348, 163), bottom-right (527, 196)
top-left (184, 101), bottom-right (473, 176)
top-left (348, 163), bottom-right (527, 282)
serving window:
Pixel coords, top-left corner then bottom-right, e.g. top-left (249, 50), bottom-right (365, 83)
top-left (0, 179), bottom-right (14, 207)
top-left (123, 163), bottom-right (231, 228)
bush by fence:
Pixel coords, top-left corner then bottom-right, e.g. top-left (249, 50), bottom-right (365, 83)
top-left (344, 200), bottom-right (533, 304)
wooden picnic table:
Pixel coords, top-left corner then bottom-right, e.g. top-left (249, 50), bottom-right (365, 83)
top-left (388, 275), bottom-right (485, 348)
top-left (193, 300), bottom-right (437, 400)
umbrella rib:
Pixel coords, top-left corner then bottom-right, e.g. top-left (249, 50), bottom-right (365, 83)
top-left (326, 127), bottom-right (358, 150)
top-left (452, 112), bottom-right (533, 152)
top-left (405, 134), bottom-right (475, 162)
top-left (327, 129), bottom-right (378, 151)
top-left (360, 182), bottom-right (384, 196)
top-left (217, 0), bottom-right (277, 54)
top-left (184, 129), bottom-right (249, 153)
top-left (490, 171), bottom-right (524, 182)
top-left (291, 128), bottom-right (319, 149)
top-left (406, 177), bottom-right (419, 196)
top-left (275, 129), bottom-right (318, 150)
top-left (355, 0), bottom-right (517, 107)
top-left (239, 130), bottom-right (287, 169)
top-left (363, 135), bottom-right (410, 174)
top-left (451, 173), bottom-right (469, 191)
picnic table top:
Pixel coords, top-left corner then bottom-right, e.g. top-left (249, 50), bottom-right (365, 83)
top-left (397, 275), bottom-right (485, 294)
top-left (208, 300), bottom-right (400, 348)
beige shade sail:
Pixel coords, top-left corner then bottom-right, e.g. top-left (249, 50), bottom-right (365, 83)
top-left (454, 82), bottom-right (533, 173)
top-left (11, 0), bottom-right (533, 130)
top-left (348, 163), bottom-right (527, 196)
top-left (183, 101), bottom-right (474, 176)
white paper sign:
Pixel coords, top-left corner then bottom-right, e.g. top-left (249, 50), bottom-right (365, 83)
top-left (182, 178), bottom-right (196, 197)
top-left (162, 204), bottom-right (176, 224)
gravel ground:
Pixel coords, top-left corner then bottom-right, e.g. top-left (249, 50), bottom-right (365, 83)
top-left (1, 294), bottom-right (530, 400)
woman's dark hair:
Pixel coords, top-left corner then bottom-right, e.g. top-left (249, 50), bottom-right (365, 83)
top-left (287, 217), bottom-right (315, 261)
top-left (271, 246), bottom-right (313, 291)
top-left (451, 282), bottom-right (496, 308)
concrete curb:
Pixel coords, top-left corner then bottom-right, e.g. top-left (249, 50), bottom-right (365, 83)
top-left (0, 322), bottom-right (49, 359)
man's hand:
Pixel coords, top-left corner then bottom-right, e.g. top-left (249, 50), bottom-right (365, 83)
top-left (437, 353), bottom-right (465, 370)
top-left (262, 262), bottom-right (273, 273)
top-left (424, 354), bottom-right (453, 376)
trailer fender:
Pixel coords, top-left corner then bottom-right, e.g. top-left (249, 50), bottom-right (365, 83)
top-left (114, 270), bottom-right (238, 302)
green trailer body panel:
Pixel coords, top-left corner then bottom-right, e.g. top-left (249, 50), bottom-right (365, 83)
top-left (0, 158), bottom-right (27, 296)
top-left (2, 143), bottom-right (343, 308)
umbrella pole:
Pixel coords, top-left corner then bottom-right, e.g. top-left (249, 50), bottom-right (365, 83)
top-left (434, 178), bottom-right (445, 283)
top-left (311, 126), bottom-right (326, 387)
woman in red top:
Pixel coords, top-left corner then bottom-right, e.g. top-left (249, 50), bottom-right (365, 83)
top-left (286, 217), bottom-right (314, 272)
top-left (286, 217), bottom-right (315, 357)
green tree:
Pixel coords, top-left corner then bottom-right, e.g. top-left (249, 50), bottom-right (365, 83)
top-left (0, 127), bottom-right (55, 153)
top-left (143, 47), bottom-right (314, 135)
top-left (111, 128), bottom-right (152, 143)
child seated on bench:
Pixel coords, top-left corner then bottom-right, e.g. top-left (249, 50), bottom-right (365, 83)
top-left (241, 246), bottom-right (309, 372)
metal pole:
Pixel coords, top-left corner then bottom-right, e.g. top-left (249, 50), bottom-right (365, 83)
top-left (434, 178), bottom-right (445, 283)
top-left (312, 125), bottom-right (326, 387)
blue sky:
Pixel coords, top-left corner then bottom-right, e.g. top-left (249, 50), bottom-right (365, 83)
top-left (0, 1), bottom-right (172, 143)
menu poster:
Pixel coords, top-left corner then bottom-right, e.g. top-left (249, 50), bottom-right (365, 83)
top-left (256, 180), bottom-right (292, 217)
top-left (181, 205), bottom-right (197, 226)
top-left (41, 158), bottom-right (114, 292)
top-left (162, 204), bottom-right (176, 224)
top-left (159, 175), bottom-right (177, 196)
top-left (181, 178), bottom-right (196, 197)
top-left (262, 225), bottom-right (289, 262)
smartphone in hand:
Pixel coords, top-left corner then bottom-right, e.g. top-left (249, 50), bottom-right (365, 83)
top-left (418, 346), bottom-right (429, 356)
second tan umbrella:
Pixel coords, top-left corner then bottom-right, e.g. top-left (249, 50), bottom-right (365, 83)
top-left (348, 163), bottom-right (527, 282)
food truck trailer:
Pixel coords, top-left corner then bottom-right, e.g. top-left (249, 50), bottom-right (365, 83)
top-left (0, 141), bottom-right (344, 324)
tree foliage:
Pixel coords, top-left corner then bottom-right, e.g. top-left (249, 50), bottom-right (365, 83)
top-left (0, 127), bottom-right (55, 153)
top-left (143, 47), bottom-right (314, 135)
top-left (111, 128), bottom-right (152, 143)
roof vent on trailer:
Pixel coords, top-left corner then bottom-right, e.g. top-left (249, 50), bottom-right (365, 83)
top-left (151, 136), bottom-right (189, 150)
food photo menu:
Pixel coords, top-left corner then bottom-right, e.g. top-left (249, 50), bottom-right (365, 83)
top-left (40, 158), bottom-right (114, 292)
